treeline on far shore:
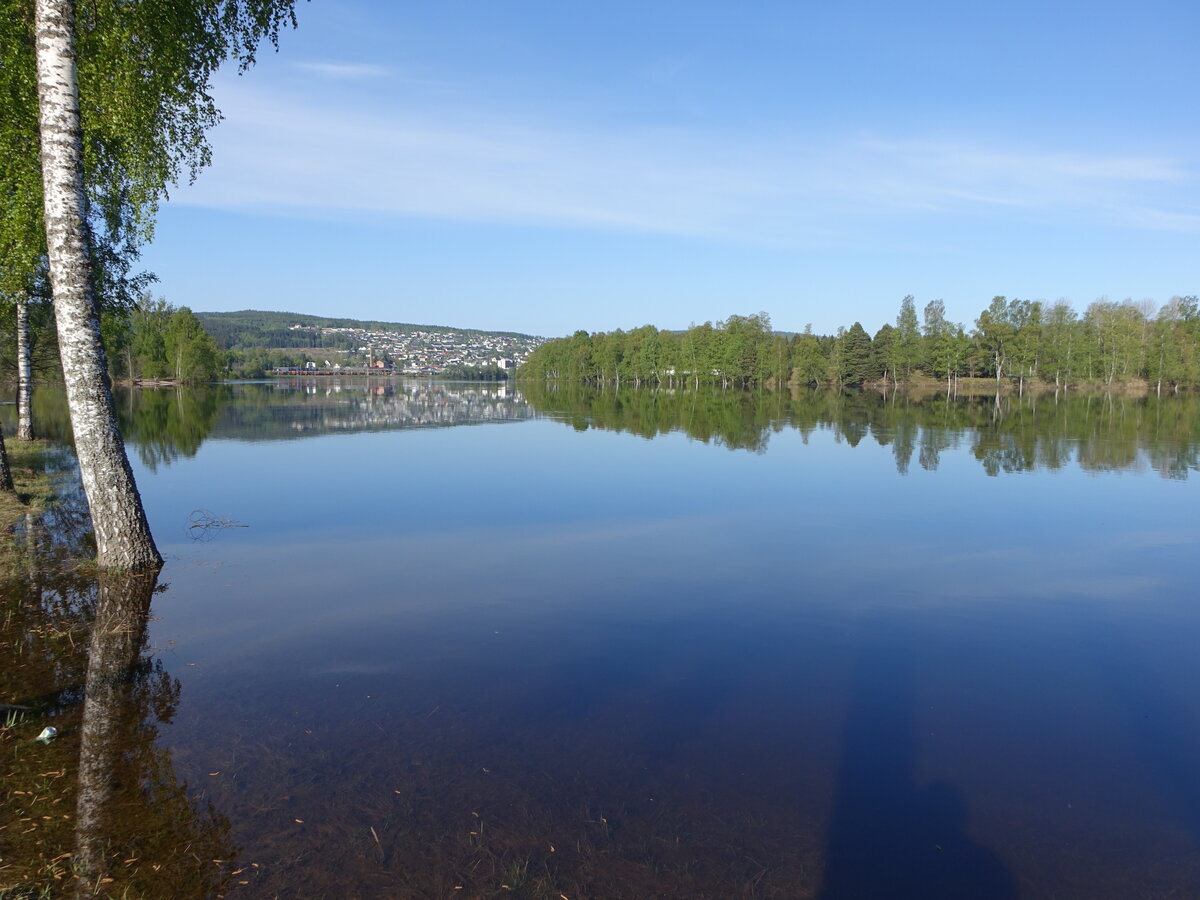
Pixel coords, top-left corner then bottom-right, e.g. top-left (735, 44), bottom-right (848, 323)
top-left (518, 296), bottom-right (1200, 391)
top-left (3, 296), bottom-right (225, 386)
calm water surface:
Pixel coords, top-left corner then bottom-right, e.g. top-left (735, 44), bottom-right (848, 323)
top-left (3, 381), bottom-right (1200, 898)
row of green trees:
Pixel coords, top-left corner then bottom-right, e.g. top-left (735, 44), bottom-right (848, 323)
top-left (521, 313), bottom-right (788, 388)
top-left (520, 296), bottom-right (1200, 390)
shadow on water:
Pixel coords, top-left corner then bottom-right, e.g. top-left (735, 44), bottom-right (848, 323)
top-left (1084, 613), bottom-right (1200, 850)
top-left (519, 620), bottom-right (749, 766)
top-left (818, 618), bottom-right (1016, 900)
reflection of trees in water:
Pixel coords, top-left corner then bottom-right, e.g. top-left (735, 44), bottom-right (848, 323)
top-left (522, 383), bottom-right (1200, 478)
top-left (0, 554), bottom-right (235, 896)
top-left (6, 386), bottom-right (227, 472)
top-left (9, 381), bottom-right (1200, 477)
top-left (523, 381), bottom-right (779, 452)
top-left (115, 385), bottom-right (230, 472)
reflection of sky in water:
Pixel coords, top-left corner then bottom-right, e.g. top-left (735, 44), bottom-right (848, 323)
top-left (131, 411), bottom-right (1200, 897)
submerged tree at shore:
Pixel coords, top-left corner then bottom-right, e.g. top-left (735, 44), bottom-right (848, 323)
top-left (34, 0), bottom-right (160, 568)
top-left (3, 0), bottom-right (301, 568)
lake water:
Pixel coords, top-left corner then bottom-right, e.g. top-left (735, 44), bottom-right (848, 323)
top-left (3, 381), bottom-right (1200, 898)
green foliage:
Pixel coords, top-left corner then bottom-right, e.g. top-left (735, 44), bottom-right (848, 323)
top-left (115, 298), bottom-right (223, 383)
top-left (922, 299), bottom-right (959, 382)
top-left (974, 296), bottom-right (1015, 381)
top-left (164, 307), bottom-right (221, 382)
top-left (0, 295), bottom-right (57, 375)
top-left (439, 364), bottom-right (509, 381)
top-left (521, 313), bottom-right (780, 387)
top-left (840, 322), bottom-right (875, 386)
top-left (522, 294), bottom-right (1200, 390)
top-left (0, 0), bottom-right (300, 254)
top-left (790, 325), bottom-right (826, 386)
top-left (892, 294), bottom-right (922, 378)
top-left (1148, 297), bottom-right (1200, 389)
top-left (872, 323), bottom-right (896, 381)
top-left (0, 0), bottom-right (301, 355)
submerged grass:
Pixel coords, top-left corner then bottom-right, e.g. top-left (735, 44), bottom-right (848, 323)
top-left (0, 441), bottom-right (55, 572)
top-left (174, 692), bottom-right (825, 899)
top-left (1, 442), bottom-right (90, 898)
top-left (2, 441), bottom-right (56, 508)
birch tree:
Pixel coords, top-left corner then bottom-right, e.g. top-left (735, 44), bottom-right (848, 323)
top-left (923, 299), bottom-right (957, 392)
top-left (34, 0), bottom-right (160, 568)
top-left (893, 294), bottom-right (921, 381)
top-left (19, 0), bottom-right (299, 569)
top-left (0, 7), bottom-right (43, 443)
top-left (16, 296), bottom-right (34, 439)
top-left (975, 296), bottom-right (1014, 384)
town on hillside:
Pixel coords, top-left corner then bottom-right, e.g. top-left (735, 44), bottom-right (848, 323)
top-left (276, 323), bottom-right (545, 375)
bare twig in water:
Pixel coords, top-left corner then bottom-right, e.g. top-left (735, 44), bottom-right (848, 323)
top-left (187, 509), bottom-right (249, 542)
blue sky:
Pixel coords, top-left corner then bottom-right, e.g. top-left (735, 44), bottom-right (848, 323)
top-left (139, 0), bottom-right (1200, 338)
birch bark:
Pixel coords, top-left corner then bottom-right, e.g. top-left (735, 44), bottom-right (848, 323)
top-left (34, 0), bottom-right (160, 570)
top-left (16, 293), bottom-right (34, 441)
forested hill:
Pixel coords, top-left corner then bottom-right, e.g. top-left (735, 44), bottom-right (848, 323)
top-left (195, 309), bottom-right (538, 350)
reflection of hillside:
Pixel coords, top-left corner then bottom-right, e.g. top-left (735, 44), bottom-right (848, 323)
top-left (210, 380), bottom-right (535, 441)
top-left (5, 382), bottom-right (535, 465)
top-left (9, 382), bottom-right (1199, 478)
top-left (521, 383), bottom-right (1200, 478)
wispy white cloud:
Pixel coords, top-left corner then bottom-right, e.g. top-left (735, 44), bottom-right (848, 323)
top-left (293, 60), bottom-right (390, 79)
top-left (177, 80), bottom-right (1199, 245)
top-left (850, 139), bottom-right (1187, 213)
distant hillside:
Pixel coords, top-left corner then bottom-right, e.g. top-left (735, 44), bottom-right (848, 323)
top-left (195, 309), bottom-right (540, 350)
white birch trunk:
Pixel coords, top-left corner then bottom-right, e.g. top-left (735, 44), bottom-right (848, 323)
top-left (16, 294), bottom-right (34, 441)
top-left (34, 0), bottom-right (161, 570)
